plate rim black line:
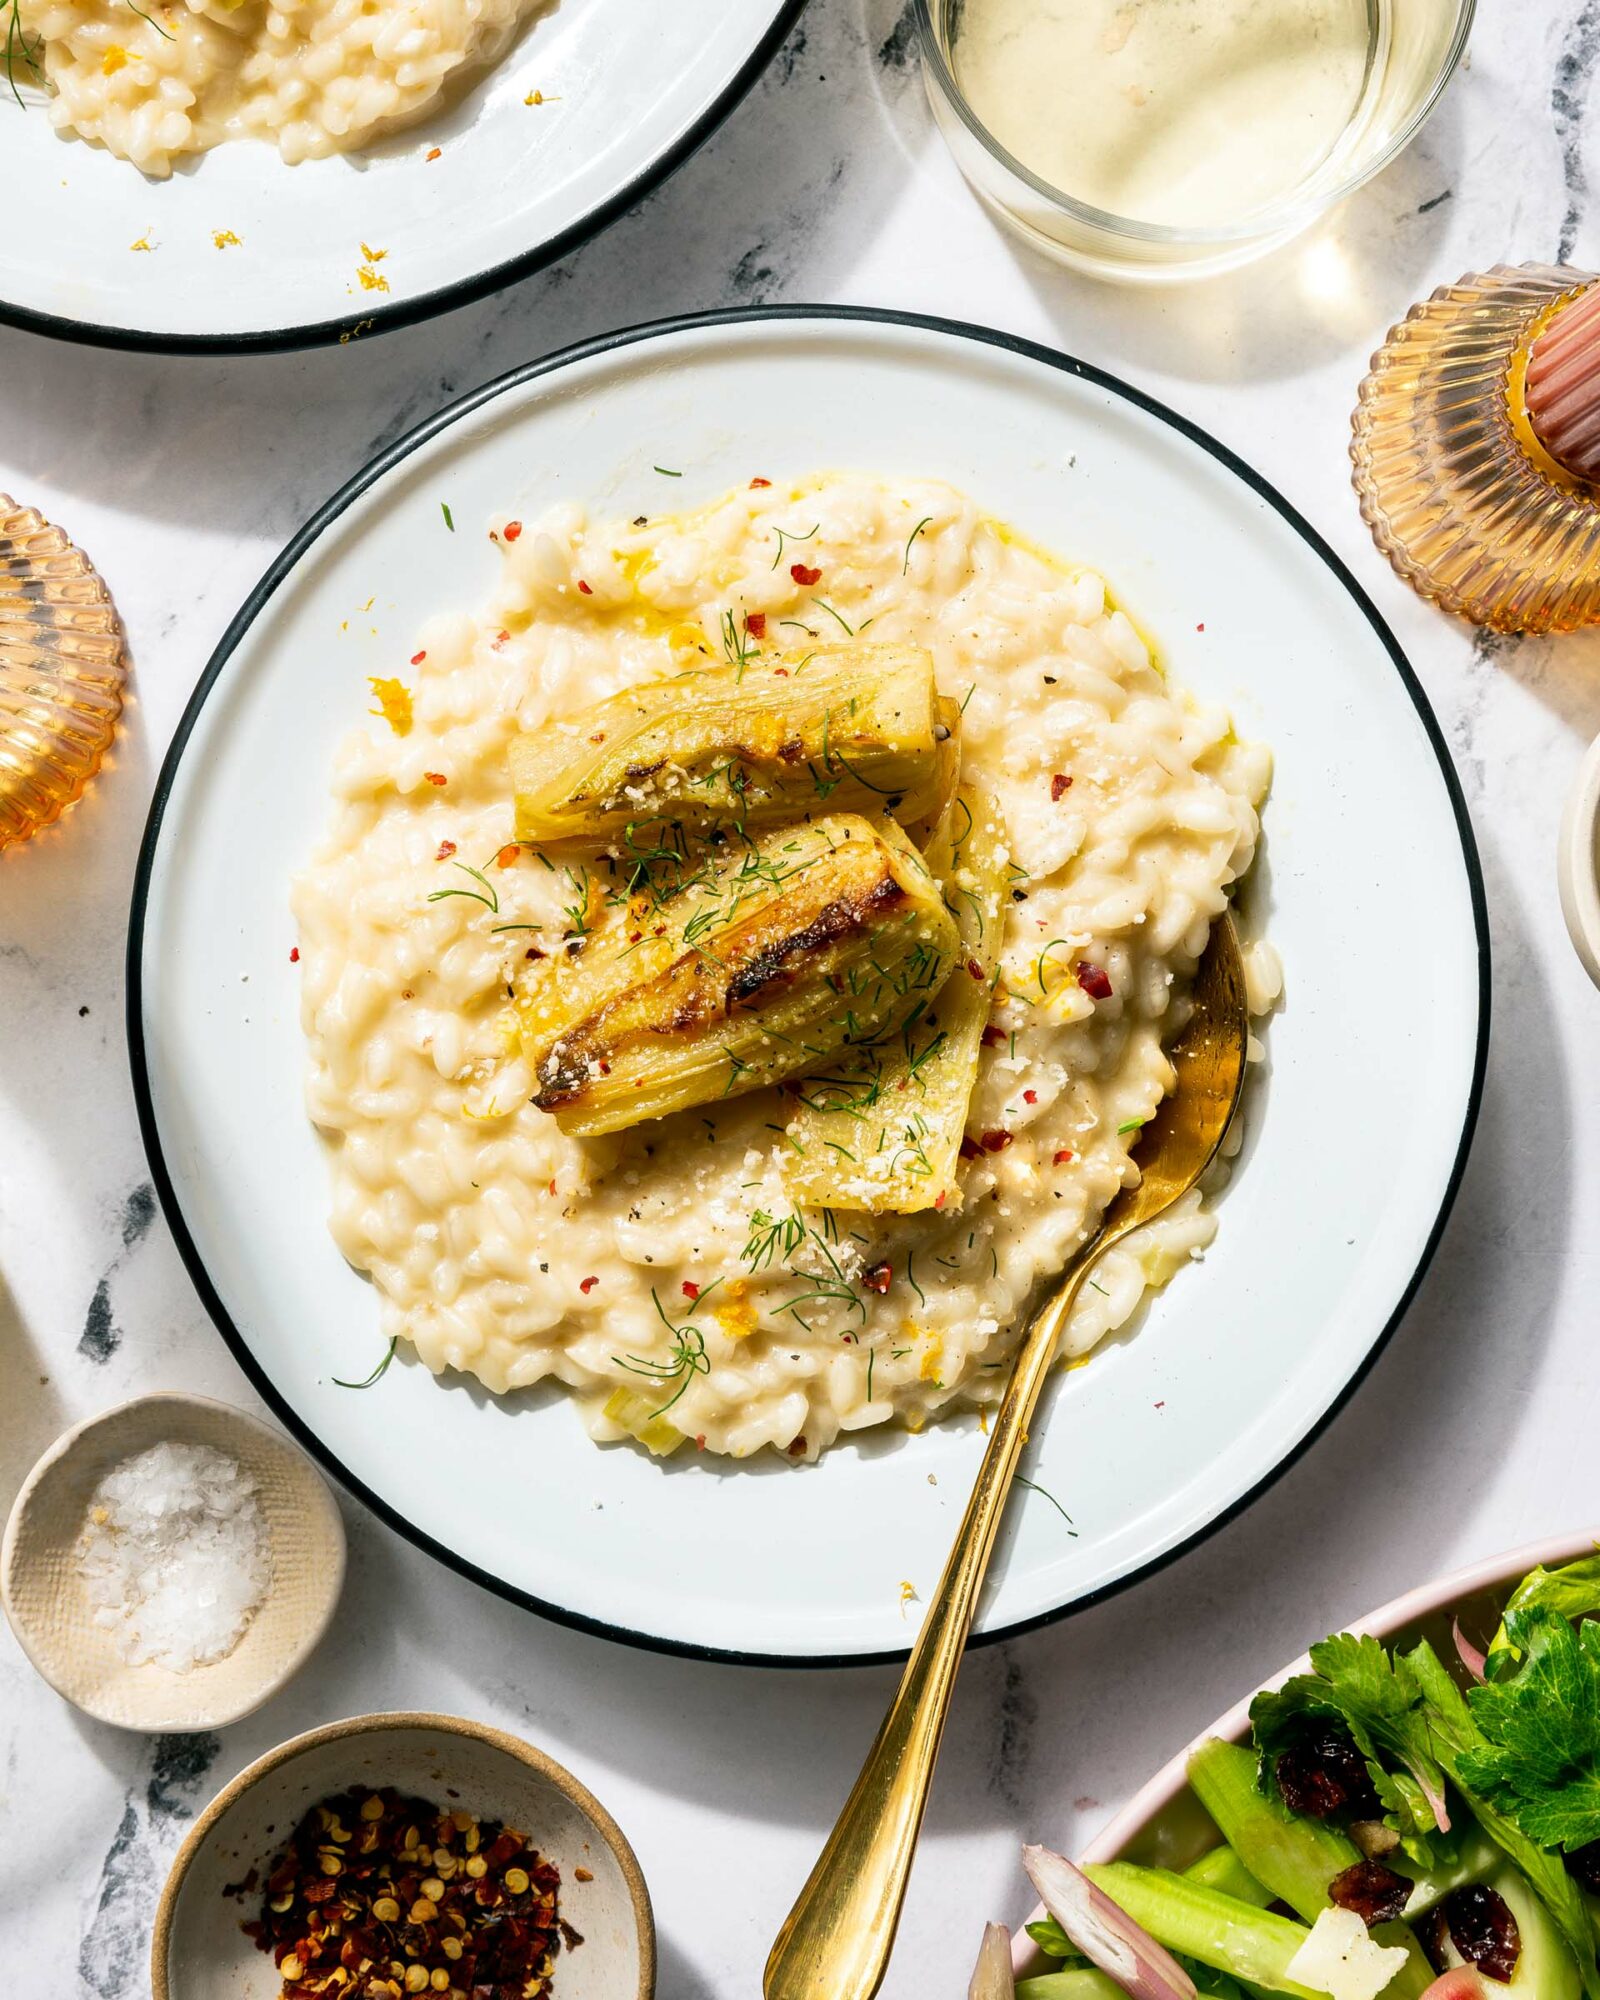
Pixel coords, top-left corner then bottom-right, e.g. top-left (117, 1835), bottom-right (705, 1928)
top-left (0, 0), bottom-right (808, 357)
top-left (125, 300), bottom-right (1492, 1670)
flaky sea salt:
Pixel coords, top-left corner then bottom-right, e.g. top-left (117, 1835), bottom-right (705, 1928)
top-left (77, 1441), bottom-right (271, 1671)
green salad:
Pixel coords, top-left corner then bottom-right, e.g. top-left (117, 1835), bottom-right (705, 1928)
top-left (991, 1552), bottom-right (1600, 2000)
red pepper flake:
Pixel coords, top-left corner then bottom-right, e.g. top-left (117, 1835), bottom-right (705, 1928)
top-left (503, 520), bottom-right (523, 542)
top-left (934, 1190), bottom-right (947, 1209)
top-left (289, 946), bottom-right (300, 963)
top-left (423, 771), bottom-right (447, 786)
top-left (1023, 1088), bottom-right (1037, 1105)
top-left (966, 957), bottom-right (985, 980)
top-left (682, 1280), bottom-right (700, 1301)
top-left (547, 1178), bottom-right (558, 1196)
top-left (410, 649), bottom-right (427, 665)
top-left (1076, 961), bottom-right (1113, 1000)
top-left (425, 145), bottom-right (441, 160)
top-left (1050, 773), bottom-right (1073, 801)
top-left (862, 1260), bottom-right (893, 1295)
top-left (980, 1024), bottom-right (1006, 1048)
top-left (1196, 621), bottom-right (1206, 632)
top-left (576, 579), bottom-right (592, 595)
top-left (579, 1275), bottom-right (599, 1294)
top-left (695, 1434), bottom-right (707, 1450)
top-left (1053, 1148), bottom-right (1075, 1165)
top-left (980, 1129), bottom-right (1013, 1153)
top-left (750, 476), bottom-right (771, 488)
top-left (436, 839), bottom-right (457, 859)
top-left (790, 562), bottom-right (821, 586)
top-left (495, 843), bottom-right (520, 868)
top-left (746, 612), bottom-right (767, 637)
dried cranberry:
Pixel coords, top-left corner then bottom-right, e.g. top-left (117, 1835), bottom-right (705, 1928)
top-left (1329, 1858), bottom-right (1410, 1927)
top-left (1566, 1840), bottom-right (1600, 1895)
top-left (1275, 1727), bottom-right (1380, 1819)
top-left (1445, 1884), bottom-right (1520, 1983)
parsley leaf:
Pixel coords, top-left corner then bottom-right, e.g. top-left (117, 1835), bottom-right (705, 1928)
top-left (1250, 1632), bottom-right (1450, 1864)
top-left (1404, 1637), bottom-right (1600, 1998)
top-left (1485, 1552), bottom-right (1600, 1681)
top-left (1460, 1606), bottom-right (1600, 1849)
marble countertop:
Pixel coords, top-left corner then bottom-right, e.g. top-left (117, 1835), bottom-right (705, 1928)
top-left (5, 2), bottom-right (1600, 1993)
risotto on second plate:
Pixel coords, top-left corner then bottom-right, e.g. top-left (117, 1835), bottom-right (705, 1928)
top-left (292, 473), bottom-right (1276, 1461)
top-left (15, 0), bottom-right (533, 174)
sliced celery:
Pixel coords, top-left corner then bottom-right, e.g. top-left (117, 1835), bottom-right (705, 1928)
top-left (1083, 1863), bottom-right (1323, 1999)
top-left (1186, 1842), bottom-right (1275, 1909)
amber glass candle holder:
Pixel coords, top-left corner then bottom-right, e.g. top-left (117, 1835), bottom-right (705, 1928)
top-left (0, 496), bottom-right (126, 849)
top-left (1352, 263), bottom-right (1600, 633)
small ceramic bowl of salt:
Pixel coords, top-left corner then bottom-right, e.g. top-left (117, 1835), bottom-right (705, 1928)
top-left (1, 1392), bottom-right (345, 1732)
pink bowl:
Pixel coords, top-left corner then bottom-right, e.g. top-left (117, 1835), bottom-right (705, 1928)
top-left (1013, 1530), bottom-right (1600, 1978)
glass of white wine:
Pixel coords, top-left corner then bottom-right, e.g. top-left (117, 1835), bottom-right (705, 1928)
top-left (917, 0), bottom-right (1473, 282)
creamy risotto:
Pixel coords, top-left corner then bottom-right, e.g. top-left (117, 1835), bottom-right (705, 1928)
top-left (17, 0), bottom-right (531, 174)
top-left (293, 474), bottom-right (1275, 1461)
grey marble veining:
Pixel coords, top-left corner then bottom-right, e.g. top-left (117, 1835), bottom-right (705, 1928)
top-left (4, 3), bottom-right (1600, 1994)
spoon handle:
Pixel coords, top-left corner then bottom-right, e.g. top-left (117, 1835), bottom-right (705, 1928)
top-left (763, 1252), bottom-right (1100, 2000)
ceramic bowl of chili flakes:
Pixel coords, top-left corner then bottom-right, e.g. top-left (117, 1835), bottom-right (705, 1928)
top-left (152, 1711), bottom-right (654, 2000)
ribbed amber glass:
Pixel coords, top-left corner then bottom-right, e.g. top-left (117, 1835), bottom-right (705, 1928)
top-left (1352, 263), bottom-right (1600, 634)
top-left (0, 497), bottom-right (126, 849)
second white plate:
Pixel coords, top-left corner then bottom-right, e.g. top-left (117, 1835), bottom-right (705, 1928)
top-left (1, 0), bottom-right (801, 348)
top-left (129, 309), bottom-right (1488, 1661)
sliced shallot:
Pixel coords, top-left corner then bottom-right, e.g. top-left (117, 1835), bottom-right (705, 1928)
top-left (969, 1921), bottom-right (1016, 2000)
top-left (1021, 1845), bottom-right (1196, 2000)
top-left (1453, 1617), bottom-right (1488, 1683)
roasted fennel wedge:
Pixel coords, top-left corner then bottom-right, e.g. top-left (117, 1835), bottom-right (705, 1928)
top-left (782, 785), bottom-right (1009, 1212)
top-left (510, 644), bottom-right (952, 841)
top-left (516, 813), bottom-right (960, 1137)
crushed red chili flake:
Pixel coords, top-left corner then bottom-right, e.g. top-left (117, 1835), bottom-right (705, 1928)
top-left (1053, 1148), bottom-right (1075, 1165)
top-left (1329, 1859), bottom-right (1410, 1928)
top-left (750, 477), bottom-right (771, 489)
top-left (966, 957), bottom-right (985, 981)
top-left (979, 1129), bottom-right (1013, 1153)
top-left (680, 1280), bottom-right (701, 1302)
top-left (576, 580), bottom-right (592, 595)
top-left (1050, 774), bottom-right (1073, 801)
top-left (579, 1275), bottom-right (599, 1293)
top-left (980, 1024), bottom-right (1006, 1048)
top-left (1075, 961), bottom-right (1113, 1001)
top-left (1022, 1089), bottom-right (1037, 1105)
top-left (503, 520), bottom-right (523, 542)
top-left (934, 1190), bottom-right (947, 1209)
top-left (861, 1261), bottom-right (893, 1295)
top-left (289, 947), bottom-right (300, 963)
top-left (1275, 1727), bottom-right (1381, 1820)
top-left (746, 612), bottom-right (767, 638)
top-left (425, 146), bottom-right (441, 160)
top-left (495, 844), bottom-right (520, 868)
top-left (410, 650), bottom-right (427, 665)
top-left (789, 562), bottom-right (821, 586)
top-left (242, 1785), bottom-right (564, 2000)
top-left (1445, 1885), bottom-right (1521, 1982)
top-left (436, 840), bottom-right (456, 860)
top-left (423, 772), bottom-right (447, 787)
top-left (1196, 622), bottom-right (1206, 632)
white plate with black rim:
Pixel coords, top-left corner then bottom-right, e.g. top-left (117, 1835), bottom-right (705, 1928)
top-left (128, 307), bottom-right (1489, 1664)
top-left (1, 0), bottom-right (802, 351)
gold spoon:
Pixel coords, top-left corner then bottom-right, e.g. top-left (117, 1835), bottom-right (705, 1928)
top-left (764, 914), bottom-right (1250, 2000)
